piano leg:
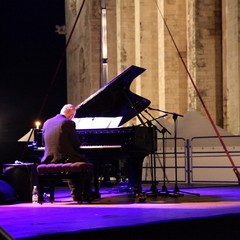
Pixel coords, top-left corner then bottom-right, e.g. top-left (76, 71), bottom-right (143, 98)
top-left (127, 155), bottom-right (145, 194)
top-left (92, 160), bottom-right (121, 198)
top-left (93, 162), bottom-right (101, 199)
top-left (91, 154), bottom-right (146, 201)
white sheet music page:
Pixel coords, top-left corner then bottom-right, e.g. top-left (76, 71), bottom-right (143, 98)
top-left (72, 117), bottom-right (122, 129)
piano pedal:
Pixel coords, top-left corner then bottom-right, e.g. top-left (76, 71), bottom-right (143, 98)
top-left (128, 187), bottom-right (147, 203)
top-left (116, 178), bottom-right (129, 193)
top-left (135, 192), bottom-right (147, 202)
top-left (129, 192), bottom-right (147, 203)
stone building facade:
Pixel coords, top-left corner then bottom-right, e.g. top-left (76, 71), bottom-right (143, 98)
top-left (65, 0), bottom-right (240, 135)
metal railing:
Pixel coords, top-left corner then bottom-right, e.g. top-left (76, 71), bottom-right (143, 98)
top-left (142, 135), bottom-right (240, 185)
top-left (190, 135), bottom-right (240, 184)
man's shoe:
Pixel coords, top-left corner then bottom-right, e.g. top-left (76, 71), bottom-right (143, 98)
top-left (73, 196), bottom-right (82, 203)
top-left (82, 195), bottom-right (93, 203)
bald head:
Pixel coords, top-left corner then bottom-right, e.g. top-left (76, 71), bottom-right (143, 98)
top-left (60, 104), bottom-right (76, 119)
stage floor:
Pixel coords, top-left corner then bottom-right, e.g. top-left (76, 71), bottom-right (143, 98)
top-left (1, 183), bottom-right (240, 240)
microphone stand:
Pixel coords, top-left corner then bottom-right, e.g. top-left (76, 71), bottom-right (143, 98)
top-left (171, 113), bottom-right (200, 197)
top-left (158, 126), bottom-right (169, 196)
top-left (148, 107), bottom-right (200, 197)
top-left (143, 110), bottom-right (171, 197)
top-left (171, 112), bottom-right (184, 197)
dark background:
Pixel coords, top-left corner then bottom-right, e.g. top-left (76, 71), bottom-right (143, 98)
top-left (0, 0), bottom-right (67, 163)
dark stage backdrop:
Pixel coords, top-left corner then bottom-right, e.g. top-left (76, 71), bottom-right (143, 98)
top-left (0, 0), bottom-right (67, 164)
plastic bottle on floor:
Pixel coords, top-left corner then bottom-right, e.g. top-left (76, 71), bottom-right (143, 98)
top-left (32, 186), bottom-right (38, 204)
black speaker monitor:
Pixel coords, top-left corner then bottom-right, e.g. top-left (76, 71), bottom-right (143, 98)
top-left (0, 180), bottom-right (17, 204)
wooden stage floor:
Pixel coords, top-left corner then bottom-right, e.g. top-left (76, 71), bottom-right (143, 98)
top-left (1, 183), bottom-right (240, 240)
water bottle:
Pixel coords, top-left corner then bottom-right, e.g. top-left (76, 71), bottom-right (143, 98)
top-left (43, 192), bottom-right (50, 202)
top-left (32, 186), bottom-right (38, 203)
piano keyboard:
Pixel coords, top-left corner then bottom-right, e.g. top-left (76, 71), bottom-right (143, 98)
top-left (80, 145), bottom-right (122, 149)
top-left (36, 145), bottom-right (122, 151)
top-left (36, 147), bottom-right (45, 151)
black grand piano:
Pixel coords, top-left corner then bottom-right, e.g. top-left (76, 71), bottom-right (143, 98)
top-left (34, 65), bottom-right (157, 196)
top-left (74, 65), bottom-right (156, 195)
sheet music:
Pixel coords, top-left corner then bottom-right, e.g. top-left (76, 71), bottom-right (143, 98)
top-left (72, 117), bottom-right (122, 129)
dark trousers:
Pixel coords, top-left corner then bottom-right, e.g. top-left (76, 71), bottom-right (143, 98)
top-left (67, 172), bottom-right (92, 200)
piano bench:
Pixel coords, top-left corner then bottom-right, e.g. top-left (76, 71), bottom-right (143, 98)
top-left (37, 162), bottom-right (93, 203)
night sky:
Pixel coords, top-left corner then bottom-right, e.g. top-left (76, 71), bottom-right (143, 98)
top-left (1, 1), bottom-right (67, 161)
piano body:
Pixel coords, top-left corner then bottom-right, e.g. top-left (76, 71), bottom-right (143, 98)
top-left (33, 65), bottom-right (157, 196)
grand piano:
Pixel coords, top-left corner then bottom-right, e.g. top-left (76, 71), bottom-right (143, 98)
top-left (34, 65), bottom-right (157, 196)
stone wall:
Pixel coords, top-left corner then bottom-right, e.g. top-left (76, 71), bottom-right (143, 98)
top-left (222, 0), bottom-right (240, 134)
top-left (65, 0), bottom-right (101, 105)
top-left (65, 0), bottom-right (240, 134)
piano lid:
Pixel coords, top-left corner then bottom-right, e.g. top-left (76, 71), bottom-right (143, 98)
top-left (75, 65), bottom-right (151, 126)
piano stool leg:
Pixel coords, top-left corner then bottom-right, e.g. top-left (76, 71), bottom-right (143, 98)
top-left (38, 175), bottom-right (44, 203)
top-left (93, 163), bottom-right (101, 199)
top-left (38, 175), bottom-right (55, 203)
top-left (49, 179), bottom-right (55, 202)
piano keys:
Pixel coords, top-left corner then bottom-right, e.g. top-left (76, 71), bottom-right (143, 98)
top-left (80, 145), bottom-right (121, 149)
top-left (76, 126), bottom-right (156, 153)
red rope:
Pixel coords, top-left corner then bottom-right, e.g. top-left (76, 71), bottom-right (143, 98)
top-left (156, 2), bottom-right (240, 183)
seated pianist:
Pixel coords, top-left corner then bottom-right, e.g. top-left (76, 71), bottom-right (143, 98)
top-left (40, 104), bottom-right (93, 202)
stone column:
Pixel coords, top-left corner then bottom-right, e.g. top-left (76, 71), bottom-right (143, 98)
top-left (65, 0), bottom-right (101, 106)
top-left (138, 0), bottom-right (159, 115)
top-left (187, 0), bottom-right (222, 125)
top-left (222, 0), bottom-right (240, 134)
top-left (158, 0), bottom-right (188, 118)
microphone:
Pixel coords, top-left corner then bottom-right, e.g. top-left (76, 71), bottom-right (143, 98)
top-left (172, 112), bottom-right (184, 118)
top-left (156, 113), bottom-right (168, 119)
top-left (148, 107), bottom-right (184, 118)
top-left (147, 106), bottom-right (166, 112)
top-left (144, 109), bottom-right (168, 119)
top-left (144, 109), bottom-right (171, 135)
top-left (139, 112), bottom-right (152, 127)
